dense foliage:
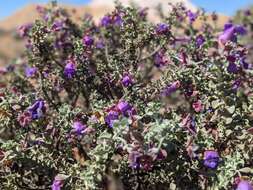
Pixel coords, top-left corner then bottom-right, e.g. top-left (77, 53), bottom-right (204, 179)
top-left (0, 2), bottom-right (253, 190)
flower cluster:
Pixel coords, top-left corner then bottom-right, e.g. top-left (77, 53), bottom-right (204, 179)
top-left (0, 2), bottom-right (252, 190)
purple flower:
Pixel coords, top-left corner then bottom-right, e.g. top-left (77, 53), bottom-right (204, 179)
top-left (236, 180), bottom-right (253, 190)
top-left (113, 14), bottom-right (123, 26)
top-left (101, 15), bottom-right (111, 27)
top-left (155, 23), bottom-right (169, 35)
top-left (72, 121), bottom-right (86, 135)
top-left (187, 10), bottom-right (198, 23)
top-left (117, 101), bottom-right (133, 116)
top-left (18, 23), bottom-right (32, 38)
top-left (64, 60), bottom-right (76, 79)
top-left (196, 35), bottom-right (205, 48)
top-left (51, 176), bottom-right (64, 190)
top-left (232, 79), bottom-right (241, 91)
top-left (240, 58), bottom-right (251, 70)
top-left (203, 150), bottom-right (219, 169)
top-left (138, 8), bottom-right (148, 18)
top-left (25, 66), bottom-right (37, 78)
top-left (235, 25), bottom-right (247, 35)
top-left (227, 62), bottom-right (238, 74)
top-left (96, 39), bottom-right (105, 49)
top-left (128, 151), bottom-right (142, 169)
top-left (219, 26), bottom-right (237, 44)
top-left (154, 51), bottom-right (168, 67)
top-left (121, 74), bottom-right (133, 87)
top-left (224, 23), bottom-right (234, 31)
top-left (161, 81), bottom-right (180, 96)
top-left (219, 24), bottom-right (247, 44)
top-left (28, 100), bottom-right (46, 120)
top-left (51, 20), bottom-right (64, 32)
top-left (83, 35), bottom-right (94, 46)
top-left (105, 110), bottom-right (119, 128)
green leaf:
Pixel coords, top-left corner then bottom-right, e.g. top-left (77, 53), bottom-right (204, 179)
top-left (226, 105), bottom-right (235, 114)
top-left (239, 167), bottom-right (253, 174)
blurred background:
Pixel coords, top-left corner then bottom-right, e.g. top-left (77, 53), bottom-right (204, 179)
top-left (0, 0), bottom-right (252, 66)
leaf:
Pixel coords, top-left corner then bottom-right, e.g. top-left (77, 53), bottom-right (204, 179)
top-left (239, 167), bottom-right (253, 174)
top-left (225, 129), bottom-right (233, 136)
top-left (225, 117), bottom-right (233, 124)
top-left (226, 105), bottom-right (235, 114)
top-left (211, 100), bottom-right (222, 109)
top-left (55, 174), bottom-right (69, 180)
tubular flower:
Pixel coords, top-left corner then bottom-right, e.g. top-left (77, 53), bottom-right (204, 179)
top-left (187, 10), bottom-right (198, 23)
top-left (236, 180), bottom-right (253, 190)
top-left (83, 35), bottom-right (94, 46)
top-left (25, 66), bottom-right (37, 78)
top-left (105, 110), bottom-right (119, 128)
top-left (64, 59), bottom-right (76, 79)
top-left (155, 23), bottom-right (169, 35)
top-left (121, 74), bottom-right (134, 87)
top-left (196, 35), bottom-right (205, 48)
top-left (162, 81), bottom-right (180, 96)
top-left (100, 15), bottom-right (111, 27)
top-left (28, 100), bottom-right (46, 120)
top-left (219, 23), bottom-right (247, 44)
top-left (117, 101), bottom-right (133, 116)
top-left (72, 121), bottom-right (86, 135)
top-left (203, 150), bottom-right (219, 169)
top-left (51, 176), bottom-right (64, 190)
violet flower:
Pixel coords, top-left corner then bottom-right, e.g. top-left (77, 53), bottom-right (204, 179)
top-left (72, 121), bottom-right (86, 135)
top-left (187, 10), bottom-right (198, 23)
top-left (83, 35), bottom-right (94, 46)
top-left (236, 180), bottom-right (253, 190)
top-left (232, 79), bottom-right (241, 91)
top-left (96, 39), bottom-right (105, 49)
top-left (113, 14), bottom-right (123, 26)
top-left (128, 150), bottom-right (142, 169)
top-left (51, 20), bottom-right (64, 32)
top-left (25, 66), bottom-right (37, 78)
top-left (154, 51), bottom-right (168, 67)
top-left (105, 110), bottom-right (119, 128)
top-left (51, 176), bottom-right (64, 190)
top-left (64, 59), bottom-right (76, 79)
top-left (138, 8), bottom-right (148, 18)
top-left (117, 101), bottom-right (133, 116)
top-left (219, 24), bottom-right (247, 44)
top-left (161, 81), bottom-right (180, 96)
top-left (203, 150), bottom-right (219, 169)
top-left (227, 62), bottom-right (238, 74)
top-left (121, 74), bottom-right (133, 87)
top-left (18, 23), bottom-right (32, 38)
top-left (196, 35), bottom-right (205, 48)
top-left (240, 58), bottom-right (251, 70)
top-left (101, 15), bottom-right (111, 27)
top-left (155, 23), bottom-right (169, 35)
top-left (28, 100), bottom-right (46, 120)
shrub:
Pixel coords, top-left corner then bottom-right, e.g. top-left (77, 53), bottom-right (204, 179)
top-left (0, 2), bottom-right (253, 190)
